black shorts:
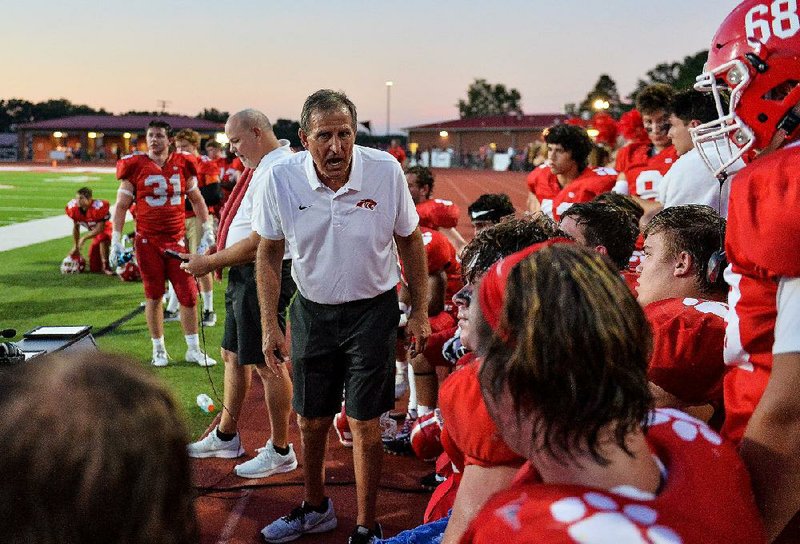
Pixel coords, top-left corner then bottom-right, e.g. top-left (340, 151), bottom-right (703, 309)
top-left (221, 260), bottom-right (295, 365)
top-left (290, 289), bottom-right (399, 420)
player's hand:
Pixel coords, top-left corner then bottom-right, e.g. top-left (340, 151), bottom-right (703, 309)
top-left (179, 253), bottom-right (212, 276)
top-left (262, 324), bottom-right (289, 377)
top-left (109, 242), bottom-right (124, 268)
top-left (69, 247), bottom-right (81, 258)
top-left (406, 310), bottom-right (431, 357)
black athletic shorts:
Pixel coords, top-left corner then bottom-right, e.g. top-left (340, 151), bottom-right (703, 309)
top-left (221, 260), bottom-right (295, 365)
top-left (290, 288), bottom-right (399, 420)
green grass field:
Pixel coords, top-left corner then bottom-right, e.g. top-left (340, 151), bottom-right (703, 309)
top-left (0, 170), bottom-right (223, 438)
top-left (0, 171), bottom-right (119, 226)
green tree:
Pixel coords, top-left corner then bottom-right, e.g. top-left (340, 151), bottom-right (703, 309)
top-left (630, 50), bottom-right (708, 100)
top-left (577, 74), bottom-right (626, 118)
top-left (272, 118), bottom-right (302, 148)
top-left (457, 78), bottom-right (523, 118)
top-left (197, 108), bottom-right (229, 123)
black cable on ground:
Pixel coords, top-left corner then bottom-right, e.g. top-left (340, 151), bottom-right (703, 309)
top-left (93, 303), bottom-right (145, 337)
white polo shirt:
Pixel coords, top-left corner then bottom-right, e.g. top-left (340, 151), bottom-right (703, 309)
top-left (225, 139), bottom-right (292, 249)
top-left (252, 145), bottom-right (418, 304)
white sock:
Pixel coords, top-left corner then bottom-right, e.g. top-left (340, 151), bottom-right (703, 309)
top-left (395, 360), bottom-right (408, 384)
top-left (418, 405), bottom-right (434, 418)
top-left (166, 283), bottom-right (179, 313)
top-left (152, 337), bottom-right (166, 353)
top-left (201, 291), bottom-right (213, 312)
top-left (407, 362), bottom-right (417, 413)
top-left (185, 333), bottom-right (200, 351)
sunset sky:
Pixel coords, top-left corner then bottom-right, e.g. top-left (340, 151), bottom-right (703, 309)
top-left (3, 0), bottom-right (740, 132)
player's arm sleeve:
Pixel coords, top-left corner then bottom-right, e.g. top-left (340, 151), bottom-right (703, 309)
top-left (774, 277), bottom-right (800, 355)
top-left (251, 167), bottom-right (284, 240)
top-left (394, 167), bottom-right (419, 236)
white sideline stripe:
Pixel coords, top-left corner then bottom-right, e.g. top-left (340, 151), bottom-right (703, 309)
top-left (0, 206), bottom-right (132, 252)
top-left (0, 164), bottom-right (122, 252)
top-left (214, 489), bottom-right (253, 544)
top-left (0, 165), bottom-right (116, 173)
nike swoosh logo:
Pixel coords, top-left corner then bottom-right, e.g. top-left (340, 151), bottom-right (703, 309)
top-left (299, 205), bottom-right (311, 210)
top-left (470, 209), bottom-right (494, 218)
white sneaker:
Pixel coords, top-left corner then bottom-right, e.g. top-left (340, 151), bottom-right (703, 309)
top-left (234, 439), bottom-right (298, 479)
top-left (261, 499), bottom-right (337, 543)
top-left (201, 310), bottom-right (217, 327)
top-left (186, 425), bottom-right (245, 459)
top-left (185, 348), bottom-right (217, 367)
top-left (151, 349), bottom-right (169, 367)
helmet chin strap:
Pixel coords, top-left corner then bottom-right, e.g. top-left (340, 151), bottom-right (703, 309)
top-left (760, 101), bottom-right (800, 157)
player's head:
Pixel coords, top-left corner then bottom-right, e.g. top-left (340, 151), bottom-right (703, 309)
top-left (692, 0), bottom-right (800, 178)
top-left (225, 109), bottom-right (275, 169)
top-left (544, 124), bottom-right (593, 174)
top-left (174, 129), bottom-right (201, 155)
top-left (475, 243), bottom-right (652, 464)
top-left (559, 201), bottom-right (639, 271)
top-left (669, 89), bottom-right (723, 156)
top-left (299, 90), bottom-right (358, 186)
top-left (593, 191), bottom-right (644, 225)
top-left (467, 193), bottom-right (516, 234)
top-left (204, 139), bottom-right (222, 159)
top-left (636, 83), bottom-right (675, 149)
top-left (456, 215), bottom-right (559, 350)
top-left (146, 120), bottom-right (172, 154)
top-left (76, 186), bottom-right (93, 209)
top-left (0, 350), bottom-right (197, 543)
top-left (637, 204), bottom-right (727, 306)
top-left (405, 165), bottom-right (435, 204)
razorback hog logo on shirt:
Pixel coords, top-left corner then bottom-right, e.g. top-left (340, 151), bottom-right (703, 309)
top-left (356, 199), bottom-right (378, 210)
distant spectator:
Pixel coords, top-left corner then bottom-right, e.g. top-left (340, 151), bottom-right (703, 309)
top-left (0, 350), bottom-right (197, 544)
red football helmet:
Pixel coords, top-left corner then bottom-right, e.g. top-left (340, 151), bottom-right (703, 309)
top-left (410, 409), bottom-right (444, 461)
top-left (60, 254), bottom-right (86, 274)
top-left (118, 261), bottom-right (141, 282)
top-left (692, 0), bottom-right (800, 178)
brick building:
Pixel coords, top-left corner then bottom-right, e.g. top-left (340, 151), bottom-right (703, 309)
top-left (405, 113), bottom-right (568, 158)
top-left (16, 115), bottom-right (224, 162)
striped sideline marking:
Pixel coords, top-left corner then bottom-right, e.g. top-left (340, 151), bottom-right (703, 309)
top-left (215, 489), bottom-right (253, 544)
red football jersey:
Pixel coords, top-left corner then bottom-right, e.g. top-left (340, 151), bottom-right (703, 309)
top-left (721, 144), bottom-right (800, 444)
top-left (421, 227), bottom-right (454, 275)
top-left (65, 198), bottom-right (111, 231)
top-left (645, 298), bottom-right (727, 409)
top-left (439, 360), bottom-right (526, 471)
top-left (615, 143), bottom-right (678, 200)
top-left (417, 198), bottom-right (460, 230)
top-left (116, 151), bottom-right (198, 240)
top-left (223, 157), bottom-right (245, 182)
top-left (549, 167), bottom-right (618, 221)
top-left (526, 163), bottom-right (562, 202)
top-left (185, 154), bottom-right (221, 218)
top-left (462, 409), bottom-right (764, 544)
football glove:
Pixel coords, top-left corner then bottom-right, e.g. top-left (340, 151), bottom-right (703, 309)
top-left (197, 220), bottom-right (215, 255)
top-left (109, 231), bottom-right (125, 268)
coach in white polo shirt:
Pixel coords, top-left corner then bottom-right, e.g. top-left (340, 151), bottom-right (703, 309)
top-left (253, 89), bottom-right (430, 544)
top-left (182, 110), bottom-right (299, 481)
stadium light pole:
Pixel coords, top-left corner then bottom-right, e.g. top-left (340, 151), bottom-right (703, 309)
top-left (385, 81), bottom-right (393, 136)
